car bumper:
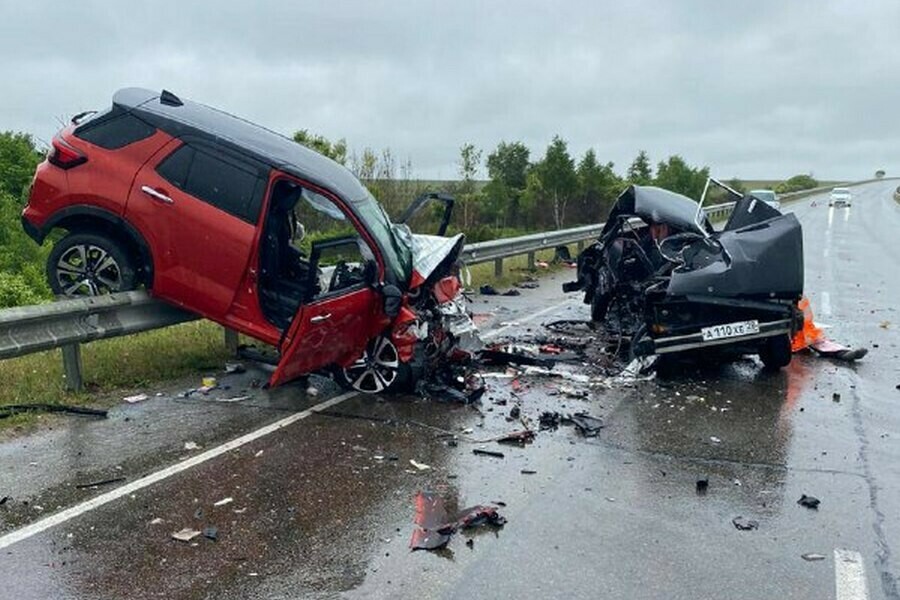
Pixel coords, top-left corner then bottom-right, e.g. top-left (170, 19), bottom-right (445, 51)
top-left (21, 214), bottom-right (44, 244)
top-left (649, 318), bottom-right (793, 355)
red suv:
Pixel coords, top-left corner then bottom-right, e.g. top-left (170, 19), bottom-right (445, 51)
top-left (22, 88), bottom-right (476, 392)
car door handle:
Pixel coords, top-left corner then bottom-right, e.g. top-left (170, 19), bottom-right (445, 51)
top-left (310, 313), bottom-right (332, 323)
top-left (141, 185), bottom-right (174, 204)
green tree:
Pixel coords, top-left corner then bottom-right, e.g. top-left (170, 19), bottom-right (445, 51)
top-left (456, 143), bottom-right (483, 230)
top-left (627, 150), bottom-right (653, 185)
top-left (536, 136), bottom-right (578, 229)
top-left (484, 141), bottom-right (530, 227)
top-left (576, 151), bottom-right (624, 222)
top-left (0, 131), bottom-right (43, 197)
top-left (774, 174), bottom-right (818, 194)
top-left (292, 129), bottom-right (348, 165)
top-left (654, 155), bottom-right (710, 200)
top-left (726, 178), bottom-right (747, 195)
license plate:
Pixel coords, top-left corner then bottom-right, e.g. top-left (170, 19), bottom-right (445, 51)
top-left (701, 320), bottom-right (759, 341)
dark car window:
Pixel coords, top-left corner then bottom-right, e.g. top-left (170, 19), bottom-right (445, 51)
top-left (156, 143), bottom-right (266, 223)
top-left (74, 112), bottom-right (157, 149)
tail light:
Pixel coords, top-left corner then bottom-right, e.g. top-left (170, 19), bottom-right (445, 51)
top-left (48, 137), bottom-right (87, 169)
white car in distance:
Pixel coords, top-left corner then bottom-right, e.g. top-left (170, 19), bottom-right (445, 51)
top-left (829, 187), bottom-right (852, 208)
top-left (749, 189), bottom-right (780, 211)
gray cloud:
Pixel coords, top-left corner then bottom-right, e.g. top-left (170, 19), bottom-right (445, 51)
top-left (1, 0), bottom-right (897, 180)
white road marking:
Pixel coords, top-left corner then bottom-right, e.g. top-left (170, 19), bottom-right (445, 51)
top-left (834, 548), bottom-right (870, 600)
top-left (821, 291), bottom-right (832, 317)
top-left (0, 301), bottom-right (570, 550)
top-left (0, 391), bottom-right (357, 551)
top-left (481, 298), bottom-right (575, 340)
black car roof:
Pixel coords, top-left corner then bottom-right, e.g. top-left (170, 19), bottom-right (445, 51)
top-left (114, 88), bottom-right (369, 203)
top-left (602, 185), bottom-right (712, 236)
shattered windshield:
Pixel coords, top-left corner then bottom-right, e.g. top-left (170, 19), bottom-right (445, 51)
top-left (353, 190), bottom-right (412, 282)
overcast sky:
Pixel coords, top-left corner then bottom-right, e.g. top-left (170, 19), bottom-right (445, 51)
top-left (1, 0), bottom-right (897, 180)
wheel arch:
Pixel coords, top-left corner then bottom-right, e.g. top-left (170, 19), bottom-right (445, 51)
top-left (40, 206), bottom-right (154, 287)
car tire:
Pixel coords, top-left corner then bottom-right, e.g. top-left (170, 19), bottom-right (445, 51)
top-left (759, 334), bottom-right (792, 369)
top-left (47, 232), bottom-right (138, 297)
top-left (334, 335), bottom-right (412, 394)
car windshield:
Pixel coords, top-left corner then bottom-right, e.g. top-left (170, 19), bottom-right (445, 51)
top-left (833, 188), bottom-right (850, 194)
top-left (353, 190), bottom-right (413, 281)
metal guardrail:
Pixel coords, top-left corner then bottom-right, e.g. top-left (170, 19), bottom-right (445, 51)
top-left (0, 179), bottom-right (878, 391)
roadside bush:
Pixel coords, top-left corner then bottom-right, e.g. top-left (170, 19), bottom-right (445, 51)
top-left (774, 174), bottom-right (818, 194)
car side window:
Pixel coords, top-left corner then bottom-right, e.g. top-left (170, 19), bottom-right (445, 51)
top-left (156, 143), bottom-right (266, 223)
top-left (74, 112), bottom-right (157, 149)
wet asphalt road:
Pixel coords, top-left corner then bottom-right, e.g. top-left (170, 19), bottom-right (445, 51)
top-left (1, 180), bottom-right (899, 599)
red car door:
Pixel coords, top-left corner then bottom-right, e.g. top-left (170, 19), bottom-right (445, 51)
top-left (268, 285), bottom-right (384, 387)
top-left (125, 139), bottom-right (267, 320)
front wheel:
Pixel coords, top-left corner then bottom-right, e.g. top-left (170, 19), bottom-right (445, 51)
top-left (47, 232), bottom-right (138, 297)
top-left (759, 334), bottom-right (792, 369)
top-left (335, 335), bottom-right (411, 394)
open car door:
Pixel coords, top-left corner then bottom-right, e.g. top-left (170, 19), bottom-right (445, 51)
top-left (268, 236), bottom-right (387, 387)
top-left (397, 192), bottom-right (455, 236)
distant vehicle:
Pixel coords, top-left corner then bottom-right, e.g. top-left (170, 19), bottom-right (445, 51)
top-left (749, 189), bottom-right (780, 211)
top-left (829, 187), bottom-right (852, 207)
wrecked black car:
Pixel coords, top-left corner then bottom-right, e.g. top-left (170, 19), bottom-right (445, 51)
top-left (564, 179), bottom-right (804, 368)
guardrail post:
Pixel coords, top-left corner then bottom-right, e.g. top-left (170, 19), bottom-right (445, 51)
top-left (224, 328), bottom-right (239, 357)
top-left (527, 251), bottom-right (535, 270)
top-left (61, 343), bottom-right (83, 392)
top-left (494, 258), bottom-right (503, 278)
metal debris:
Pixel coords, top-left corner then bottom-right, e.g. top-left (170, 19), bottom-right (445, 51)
top-left (732, 516), bottom-right (759, 531)
top-left (797, 494), bottom-right (820, 509)
top-left (472, 448), bottom-right (505, 459)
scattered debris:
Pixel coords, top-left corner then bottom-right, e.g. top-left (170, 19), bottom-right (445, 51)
top-left (539, 411), bottom-right (561, 430)
top-left (473, 449), bottom-right (505, 459)
top-left (149, 517), bottom-right (164, 525)
top-left (465, 538), bottom-right (475, 548)
top-left (184, 441), bottom-right (201, 451)
top-left (224, 362), bottom-right (246, 374)
top-left (520, 469), bottom-right (537, 475)
top-left (213, 497), bottom-right (234, 507)
top-left (732, 516), bottom-right (759, 531)
top-left (409, 460), bottom-right (431, 471)
top-left (797, 494), bottom-right (820, 510)
top-left (201, 376), bottom-right (217, 388)
top-left (171, 528), bottom-right (202, 542)
top-left (202, 526), bottom-right (219, 541)
top-left (0, 496), bottom-right (9, 506)
top-left (0, 403), bottom-right (108, 420)
top-left (123, 393), bottom-right (149, 404)
top-left (696, 479), bottom-right (709, 495)
top-left (710, 436), bottom-right (722, 444)
top-left (567, 412), bottom-right (604, 437)
top-left (832, 392), bottom-right (841, 402)
top-left (75, 476), bottom-right (126, 490)
top-left (497, 430), bottom-right (535, 446)
top-left (801, 553), bottom-right (826, 562)
top-left (409, 491), bottom-right (451, 550)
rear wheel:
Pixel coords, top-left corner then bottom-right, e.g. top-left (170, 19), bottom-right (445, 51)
top-left (47, 232), bottom-right (137, 297)
top-left (759, 334), bottom-right (792, 369)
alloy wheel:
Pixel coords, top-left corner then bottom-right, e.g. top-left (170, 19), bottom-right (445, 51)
top-left (343, 336), bottom-right (400, 394)
top-left (55, 244), bottom-right (123, 297)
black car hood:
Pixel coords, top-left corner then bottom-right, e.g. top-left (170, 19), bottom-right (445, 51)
top-left (602, 185), bottom-right (712, 237)
top-left (667, 211), bottom-right (804, 299)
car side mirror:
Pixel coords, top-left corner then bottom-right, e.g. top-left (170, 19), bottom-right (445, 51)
top-left (382, 284), bottom-right (403, 318)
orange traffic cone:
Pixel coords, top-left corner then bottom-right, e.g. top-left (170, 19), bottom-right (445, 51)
top-left (791, 296), bottom-right (825, 352)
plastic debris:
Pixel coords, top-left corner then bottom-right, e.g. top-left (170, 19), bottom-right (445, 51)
top-left (123, 393), bottom-right (148, 404)
top-left (75, 476), bottom-right (125, 489)
top-left (710, 436), bottom-right (722, 444)
top-left (497, 430), bottom-right (535, 445)
top-left (409, 460), bottom-right (431, 471)
top-left (520, 469), bottom-right (537, 475)
top-left (567, 412), bottom-right (603, 437)
top-left (202, 526), bottom-right (219, 541)
top-left (213, 497), bottom-right (233, 507)
top-left (472, 449), bottom-right (505, 459)
top-left (801, 553), bottom-right (826, 561)
top-left (410, 491), bottom-right (506, 551)
top-left (224, 362), bottom-right (245, 374)
top-left (797, 494), bottom-right (820, 509)
top-left (171, 528), bottom-right (201, 542)
top-left (696, 479), bottom-right (709, 495)
top-left (184, 441), bottom-right (201, 451)
top-left (201, 376), bottom-right (217, 388)
top-left (732, 516), bottom-right (759, 531)
top-left (150, 517), bottom-right (163, 525)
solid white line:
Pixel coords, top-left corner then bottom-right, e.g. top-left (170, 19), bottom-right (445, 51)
top-left (0, 300), bottom-right (568, 550)
top-left (0, 391), bottom-right (357, 551)
top-left (481, 298), bottom-right (575, 340)
top-left (834, 548), bottom-right (870, 600)
top-left (821, 291), bottom-right (832, 317)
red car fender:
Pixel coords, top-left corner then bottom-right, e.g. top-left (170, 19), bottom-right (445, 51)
top-left (391, 305), bottom-right (421, 363)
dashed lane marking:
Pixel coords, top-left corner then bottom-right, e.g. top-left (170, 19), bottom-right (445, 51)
top-left (835, 548), bottom-right (870, 600)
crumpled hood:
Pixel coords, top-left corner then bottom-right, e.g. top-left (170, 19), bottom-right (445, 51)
top-left (408, 233), bottom-right (465, 288)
